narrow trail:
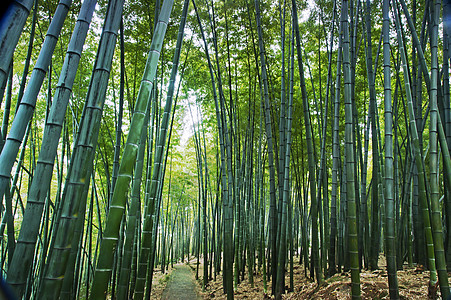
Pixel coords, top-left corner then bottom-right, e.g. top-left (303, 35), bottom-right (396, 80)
top-left (161, 264), bottom-right (201, 300)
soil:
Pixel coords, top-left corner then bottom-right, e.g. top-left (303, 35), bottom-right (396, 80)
top-left (160, 264), bottom-right (202, 300)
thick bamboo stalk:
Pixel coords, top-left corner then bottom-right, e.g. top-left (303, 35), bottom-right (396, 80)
top-left (0, 0), bottom-right (34, 96)
top-left (382, 0), bottom-right (400, 297)
top-left (428, 0), bottom-right (450, 297)
top-left (90, 0), bottom-right (175, 298)
top-left (0, 0), bottom-right (72, 206)
top-left (38, 0), bottom-right (124, 297)
top-left (341, 0), bottom-right (360, 298)
top-left (6, 1), bottom-right (96, 297)
top-left (393, 1), bottom-right (437, 288)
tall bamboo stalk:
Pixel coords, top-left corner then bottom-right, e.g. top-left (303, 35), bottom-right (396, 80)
top-left (0, 0), bottom-right (34, 97)
top-left (90, 0), bottom-right (175, 298)
top-left (192, 0), bottom-right (233, 296)
top-left (428, 0), bottom-right (450, 297)
top-left (0, 0), bottom-right (72, 205)
top-left (393, 1), bottom-right (438, 289)
top-left (38, 0), bottom-right (124, 297)
top-left (6, 1), bottom-right (96, 297)
top-left (292, 0), bottom-right (321, 284)
top-left (341, 0), bottom-right (360, 298)
top-left (382, 0), bottom-right (399, 297)
top-left (254, 0), bottom-right (278, 293)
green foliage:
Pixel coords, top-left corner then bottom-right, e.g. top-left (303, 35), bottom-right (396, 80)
top-left (2, 0), bottom-right (451, 298)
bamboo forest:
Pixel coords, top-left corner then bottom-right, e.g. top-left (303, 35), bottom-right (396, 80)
top-left (0, 0), bottom-right (451, 299)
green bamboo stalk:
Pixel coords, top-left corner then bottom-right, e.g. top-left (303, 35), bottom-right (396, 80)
top-left (443, 0), bottom-right (451, 271)
top-left (438, 113), bottom-right (451, 194)
top-left (109, 19), bottom-right (125, 206)
top-left (3, 121), bottom-right (30, 265)
top-left (115, 34), bottom-right (147, 300)
top-left (428, 0), bottom-right (450, 297)
top-left (6, 1), bottom-right (96, 297)
top-left (38, 0), bottom-right (124, 297)
top-left (0, 0), bottom-right (72, 207)
top-left (134, 2), bottom-right (187, 298)
top-left (316, 0), bottom-right (337, 278)
top-left (367, 2), bottom-right (381, 269)
top-left (91, 0), bottom-right (175, 298)
top-left (193, 0), bottom-right (234, 296)
top-left (277, 1), bottom-right (287, 260)
top-left (0, 64), bottom-right (13, 150)
top-left (330, 2), bottom-right (343, 275)
top-left (398, 0), bottom-right (431, 94)
top-left (341, 0), bottom-right (360, 298)
top-left (254, 0), bottom-right (278, 294)
top-left (59, 168), bottom-right (90, 298)
top-left (382, 0), bottom-right (400, 297)
top-left (13, 0), bottom-right (38, 117)
top-left (292, 0), bottom-right (321, 284)
top-left (257, 92), bottom-right (267, 293)
top-left (393, 1), bottom-right (437, 288)
top-left (275, 28), bottom-right (294, 298)
top-left (0, 0), bottom-right (34, 96)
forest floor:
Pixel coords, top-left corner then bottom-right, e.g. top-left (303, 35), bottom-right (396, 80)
top-left (150, 256), bottom-right (449, 299)
top-left (193, 257), bottom-right (447, 299)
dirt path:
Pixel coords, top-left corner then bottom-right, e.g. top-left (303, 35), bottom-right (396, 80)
top-left (161, 264), bottom-right (201, 300)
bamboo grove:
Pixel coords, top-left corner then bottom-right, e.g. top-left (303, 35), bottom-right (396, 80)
top-left (0, 0), bottom-right (450, 299)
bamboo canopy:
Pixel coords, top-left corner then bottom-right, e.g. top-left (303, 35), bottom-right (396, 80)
top-left (0, 0), bottom-right (449, 299)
